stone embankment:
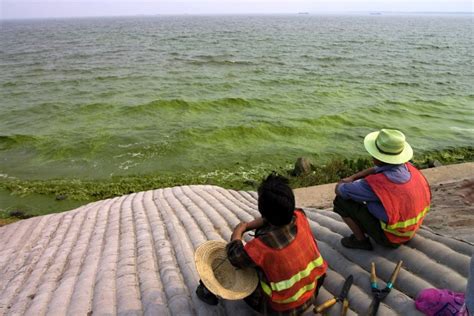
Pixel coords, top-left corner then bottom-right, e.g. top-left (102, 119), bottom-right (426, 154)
top-left (0, 185), bottom-right (472, 315)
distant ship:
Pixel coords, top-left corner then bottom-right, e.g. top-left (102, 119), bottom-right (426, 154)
top-left (298, 12), bottom-right (309, 15)
top-left (370, 12), bottom-right (382, 15)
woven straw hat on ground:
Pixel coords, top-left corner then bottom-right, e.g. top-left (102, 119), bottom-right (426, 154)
top-left (195, 240), bottom-right (259, 300)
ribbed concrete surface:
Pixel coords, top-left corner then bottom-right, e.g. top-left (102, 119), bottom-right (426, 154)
top-left (0, 185), bottom-right (472, 316)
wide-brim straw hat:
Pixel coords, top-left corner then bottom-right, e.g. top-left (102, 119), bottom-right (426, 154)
top-left (364, 129), bottom-right (413, 164)
top-left (195, 240), bottom-right (258, 300)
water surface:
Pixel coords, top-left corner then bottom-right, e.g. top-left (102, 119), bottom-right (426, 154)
top-left (1, 15), bottom-right (473, 180)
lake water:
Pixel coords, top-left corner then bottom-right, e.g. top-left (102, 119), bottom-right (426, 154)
top-left (1, 15), bottom-right (473, 181)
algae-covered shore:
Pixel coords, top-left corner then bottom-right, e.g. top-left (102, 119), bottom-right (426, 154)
top-left (2, 16), bottom-right (473, 226)
top-left (0, 146), bottom-right (472, 225)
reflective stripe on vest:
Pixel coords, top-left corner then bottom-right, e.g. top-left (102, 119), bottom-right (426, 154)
top-left (380, 205), bottom-right (430, 236)
top-left (261, 280), bottom-right (317, 304)
top-left (366, 163), bottom-right (431, 243)
top-left (261, 255), bottom-right (325, 292)
top-left (244, 210), bottom-right (327, 311)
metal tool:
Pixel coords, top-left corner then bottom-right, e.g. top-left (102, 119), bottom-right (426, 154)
top-left (367, 260), bottom-right (403, 316)
top-left (314, 274), bottom-right (353, 315)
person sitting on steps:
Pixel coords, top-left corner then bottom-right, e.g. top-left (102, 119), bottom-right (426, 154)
top-left (334, 129), bottom-right (431, 250)
top-left (197, 173), bottom-right (328, 315)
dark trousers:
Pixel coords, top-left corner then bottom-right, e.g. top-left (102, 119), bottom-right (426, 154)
top-left (244, 273), bottom-right (326, 315)
top-left (333, 196), bottom-right (399, 248)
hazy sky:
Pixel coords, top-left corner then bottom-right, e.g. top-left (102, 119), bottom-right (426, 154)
top-left (1, 0), bottom-right (472, 19)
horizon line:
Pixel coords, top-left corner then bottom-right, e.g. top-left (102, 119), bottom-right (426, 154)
top-left (2, 11), bottom-right (473, 21)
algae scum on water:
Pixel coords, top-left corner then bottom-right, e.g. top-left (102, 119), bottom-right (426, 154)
top-left (1, 147), bottom-right (473, 220)
top-left (0, 15), bottom-right (473, 217)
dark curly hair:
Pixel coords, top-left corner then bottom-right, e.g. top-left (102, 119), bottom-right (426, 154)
top-left (257, 173), bottom-right (295, 226)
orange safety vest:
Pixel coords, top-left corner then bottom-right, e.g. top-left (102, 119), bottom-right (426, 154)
top-left (365, 163), bottom-right (431, 244)
top-left (244, 210), bottom-right (327, 312)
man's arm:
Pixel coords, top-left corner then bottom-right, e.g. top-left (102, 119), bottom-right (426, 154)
top-left (228, 219), bottom-right (265, 269)
top-left (230, 223), bottom-right (247, 241)
top-left (335, 167), bottom-right (376, 195)
top-left (230, 217), bottom-right (267, 241)
top-left (245, 217), bottom-right (266, 231)
top-left (341, 167), bottom-right (376, 183)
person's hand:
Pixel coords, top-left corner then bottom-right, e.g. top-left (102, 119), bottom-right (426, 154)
top-left (336, 176), bottom-right (354, 195)
top-left (340, 176), bottom-right (355, 183)
top-left (231, 222), bottom-right (248, 241)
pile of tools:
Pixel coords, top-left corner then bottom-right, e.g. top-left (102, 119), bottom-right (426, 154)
top-left (313, 260), bottom-right (403, 315)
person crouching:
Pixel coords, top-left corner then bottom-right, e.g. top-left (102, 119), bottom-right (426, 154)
top-left (334, 129), bottom-right (431, 250)
top-left (197, 173), bottom-right (327, 315)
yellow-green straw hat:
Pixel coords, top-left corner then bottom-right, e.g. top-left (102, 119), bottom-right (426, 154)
top-left (194, 240), bottom-right (258, 300)
top-left (364, 129), bottom-right (413, 164)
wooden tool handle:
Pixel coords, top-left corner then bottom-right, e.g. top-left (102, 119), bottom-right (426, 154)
top-left (341, 298), bottom-right (349, 316)
top-left (388, 260), bottom-right (403, 286)
top-left (314, 298), bottom-right (337, 313)
top-left (370, 262), bottom-right (377, 288)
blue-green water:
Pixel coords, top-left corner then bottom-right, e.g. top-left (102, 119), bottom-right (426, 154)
top-left (1, 15), bottom-right (473, 181)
